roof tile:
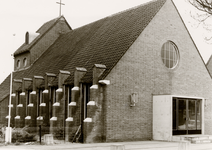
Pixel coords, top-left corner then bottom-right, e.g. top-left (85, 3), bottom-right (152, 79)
top-left (0, 0), bottom-right (166, 100)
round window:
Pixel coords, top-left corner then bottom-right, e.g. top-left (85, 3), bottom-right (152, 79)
top-left (23, 58), bottom-right (27, 67)
top-left (17, 60), bottom-right (20, 68)
top-left (161, 41), bottom-right (179, 69)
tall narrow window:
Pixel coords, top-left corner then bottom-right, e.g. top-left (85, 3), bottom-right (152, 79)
top-left (16, 91), bottom-right (20, 115)
top-left (37, 89), bottom-right (43, 117)
top-left (49, 88), bottom-right (52, 119)
top-left (68, 86), bottom-right (73, 103)
top-left (26, 90), bottom-right (32, 116)
top-left (83, 84), bottom-right (91, 119)
top-left (23, 58), bottom-right (27, 67)
top-left (161, 41), bottom-right (179, 69)
top-left (49, 87), bottom-right (57, 119)
top-left (17, 60), bottom-right (20, 68)
top-left (53, 88), bottom-right (56, 103)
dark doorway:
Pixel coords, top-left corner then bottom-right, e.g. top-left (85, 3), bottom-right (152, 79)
top-left (173, 98), bottom-right (202, 135)
top-left (80, 83), bottom-right (91, 143)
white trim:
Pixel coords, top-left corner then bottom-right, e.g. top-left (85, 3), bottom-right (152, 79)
top-left (66, 117), bottom-right (73, 122)
top-left (20, 92), bottom-right (25, 96)
top-left (60, 70), bottom-right (70, 74)
top-left (50, 117), bottom-right (57, 121)
top-left (87, 101), bottom-right (95, 106)
top-left (72, 86), bottom-right (79, 91)
top-left (17, 104), bottom-right (23, 107)
top-left (46, 73), bottom-right (56, 77)
top-left (99, 80), bottom-right (110, 85)
top-left (56, 88), bottom-right (63, 92)
top-left (84, 118), bottom-right (92, 122)
top-left (153, 94), bottom-right (204, 100)
top-left (43, 90), bottom-right (49, 93)
top-left (25, 116), bottom-right (31, 120)
top-left (69, 102), bottom-right (76, 106)
top-left (94, 64), bottom-right (106, 69)
top-left (40, 103), bottom-right (46, 107)
top-left (11, 93), bottom-right (16, 97)
top-left (6, 116), bottom-right (11, 119)
top-left (15, 116), bottom-right (20, 119)
top-left (28, 103), bottom-right (33, 107)
top-left (90, 85), bottom-right (98, 89)
top-left (53, 102), bottom-right (60, 106)
top-left (76, 67), bottom-right (87, 72)
top-left (23, 78), bottom-right (32, 81)
top-left (37, 116), bottom-right (43, 120)
top-left (34, 76), bottom-right (44, 79)
top-left (8, 104), bottom-right (13, 108)
top-left (30, 91), bottom-right (36, 95)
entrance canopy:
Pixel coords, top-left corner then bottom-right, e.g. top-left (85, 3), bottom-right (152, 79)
top-left (153, 95), bottom-right (204, 141)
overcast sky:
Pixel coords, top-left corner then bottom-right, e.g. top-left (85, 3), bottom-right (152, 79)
top-left (0, 0), bottom-right (211, 84)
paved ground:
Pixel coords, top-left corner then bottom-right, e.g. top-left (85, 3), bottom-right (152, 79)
top-left (0, 141), bottom-right (212, 150)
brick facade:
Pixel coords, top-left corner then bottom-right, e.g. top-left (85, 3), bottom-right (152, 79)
top-left (104, 0), bottom-right (212, 142)
top-left (0, 96), bottom-right (9, 126)
top-left (1, 0), bottom-right (212, 144)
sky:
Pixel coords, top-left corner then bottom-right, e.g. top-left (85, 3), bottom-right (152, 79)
top-left (0, 0), bottom-right (212, 84)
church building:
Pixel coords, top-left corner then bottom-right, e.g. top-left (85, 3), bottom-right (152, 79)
top-left (0, 0), bottom-right (212, 143)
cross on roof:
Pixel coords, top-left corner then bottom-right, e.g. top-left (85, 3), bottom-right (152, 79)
top-left (56, 0), bottom-right (65, 17)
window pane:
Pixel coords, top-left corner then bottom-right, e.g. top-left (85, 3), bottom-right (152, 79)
top-left (170, 60), bottom-right (173, 68)
top-left (161, 41), bottom-right (179, 69)
top-left (196, 100), bottom-right (201, 129)
top-left (188, 100), bottom-right (196, 130)
top-left (166, 59), bottom-right (169, 68)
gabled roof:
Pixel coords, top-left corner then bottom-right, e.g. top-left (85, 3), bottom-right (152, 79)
top-left (206, 54), bottom-right (212, 66)
top-left (206, 54), bottom-right (212, 76)
top-left (13, 16), bottom-right (72, 56)
top-left (0, 0), bottom-right (166, 101)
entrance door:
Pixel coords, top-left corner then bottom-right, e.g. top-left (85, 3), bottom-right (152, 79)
top-left (173, 98), bottom-right (201, 135)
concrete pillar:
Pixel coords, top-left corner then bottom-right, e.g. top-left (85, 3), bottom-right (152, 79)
top-left (19, 92), bottom-right (26, 128)
top-left (28, 91), bottom-right (36, 127)
top-left (83, 64), bottom-right (107, 143)
top-left (41, 73), bottom-right (56, 129)
top-left (22, 78), bottom-right (32, 126)
top-left (10, 93), bottom-right (16, 127)
top-left (65, 67), bottom-right (86, 142)
top-left (39, 89), bottom-right (49, 126)
top-left (31, 76), bottom-right (44, 127)
top-left (50, 70), bottom-right (70, 136)
top-left (13, 79), bottom-right (22, 128)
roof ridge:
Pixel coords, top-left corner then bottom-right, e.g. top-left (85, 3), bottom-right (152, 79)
top-left (206, 54), bottom-right (212, 66)
top-left (71, 0), bottom-right (166, 31)
top-left (109, 0), bottom-right (166, 18)
top-left (13, 15), bottom-right (70, 56)
top-left (36, 15), bottom-right (63, 33)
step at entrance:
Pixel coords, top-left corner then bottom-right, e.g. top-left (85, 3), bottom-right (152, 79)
top-left (172, 135), bottom-right (212, 144)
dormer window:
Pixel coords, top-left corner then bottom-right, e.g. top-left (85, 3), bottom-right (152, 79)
top-left (17, 60), bottom-right (20, 68)
top-left (25, 32), bottom-right (29, 44)
top-left (23, 58), bottom-right (27, 67)
top-left (25, 32), bottom-right (40, 44)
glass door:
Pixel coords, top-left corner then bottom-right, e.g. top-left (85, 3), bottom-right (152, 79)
top-left (173, 98), bottom-right (201, 135)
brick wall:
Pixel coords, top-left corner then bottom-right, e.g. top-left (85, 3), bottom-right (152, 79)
top-left (0, 96), bottom-right (8, 126)
top-left (104, 0), bottom-right (212, 142)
